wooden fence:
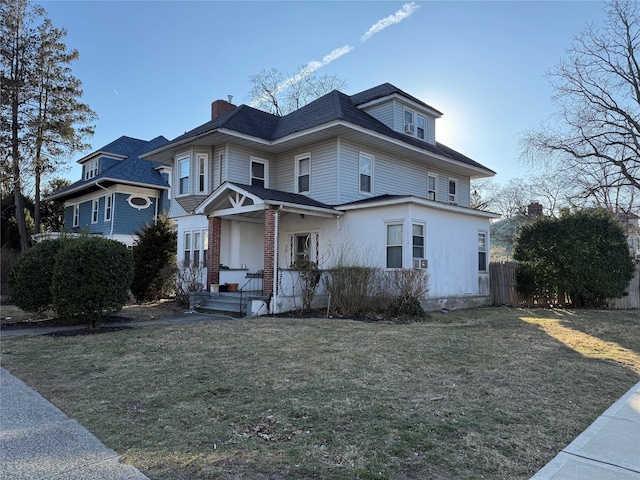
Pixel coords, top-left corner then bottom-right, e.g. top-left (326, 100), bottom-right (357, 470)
top-left (489, 262), bottom-right (640, 309)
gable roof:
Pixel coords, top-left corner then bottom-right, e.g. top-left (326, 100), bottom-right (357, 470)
top-left (193, 182), bottom-right (340, 218)
top-left (144, 83), bottom-right (494, 176)
top-left (47, 135), bottom-right (171, 201)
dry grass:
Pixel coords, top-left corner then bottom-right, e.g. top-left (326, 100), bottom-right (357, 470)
top-left (1, 306), bottom-right (639, 479)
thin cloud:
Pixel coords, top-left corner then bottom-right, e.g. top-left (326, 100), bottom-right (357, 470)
top-left (361, 2), bottom-right (420, 43)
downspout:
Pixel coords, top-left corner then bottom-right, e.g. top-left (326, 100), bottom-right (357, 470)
top-left (94, 181), bottom-right (115, 237)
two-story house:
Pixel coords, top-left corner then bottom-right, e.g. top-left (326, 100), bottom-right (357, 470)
top-left (45, 135), bottom-right (171, 247)
top-left (143, 83), bottom-right (498, 313)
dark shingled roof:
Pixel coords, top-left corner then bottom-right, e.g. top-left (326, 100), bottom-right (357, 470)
top-left (48, 135), bottom-right (170, 201)
top-left (158, 83), bottom-right (493, 175)
top-left (232, 183), bottom-right (337, 210)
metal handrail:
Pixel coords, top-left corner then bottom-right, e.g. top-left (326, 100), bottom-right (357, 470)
top-left (238, 272), bottom-right (264, 317)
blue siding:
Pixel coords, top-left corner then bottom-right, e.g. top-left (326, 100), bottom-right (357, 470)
top-left (112, 193), bottom-right (156, 233)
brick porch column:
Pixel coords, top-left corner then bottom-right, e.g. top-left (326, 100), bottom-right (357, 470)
top-left (207, 216), bottom-right (221, 288)
top-left (263, 206), bottom-right (279, 296)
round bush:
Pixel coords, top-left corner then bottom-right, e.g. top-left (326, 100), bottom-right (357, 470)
top-left (52, 237), bottom-right (134, 328)
top-left (8, 239), bottom-right (65, 313)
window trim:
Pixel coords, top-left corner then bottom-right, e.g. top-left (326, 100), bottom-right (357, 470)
top-left (196, 153), bottom-right (209, 194)
top-left (215, 152), bottom-right (223, 187)
top-left (250, 157), bottom-right (269, 188)
top-left (359, 152), bottom-right (373, 195)
top-left (412, 222), bottom-right (425, 260)
top-left (404, 108), bottom-right (415, 135)
top-left (478, 231), bottom-right (488, 272)
top-left (104, 194), bottom-right (113, 221)
top-left (72, 204), bottom-right (79, 227)
top-left (177, 153), bottom-right (190, 196)
top-left (296, 153), bottom-right (311, 194)
top-left (416, 114), bottom-right (426, 140)
top-left (289, 230), bottom-right (320, 266)
top-left (183, 229), bottom-right (209, 268)
top-left (448, 178), bottom-right (458, 204)
top-left (84, 158), bottom-right (98, 180)
top-left (427, 173), bottom-right (437, 201)
top-left (386, 222), bottom-right (403, 269)
top-left (91, 199), bottom-right (99, 224)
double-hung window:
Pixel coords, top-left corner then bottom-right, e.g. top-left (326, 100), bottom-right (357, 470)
top-left (91, 199), bottom-right (99, 224)
top-left (416, 114), bottom-right (426, 140)
top-left (215, 153), bottom-right (223, 187)
top-left (359, 152), bottom-right (373, 194)
top-left (73, 204), bottom-right (79, 227)
top-left (251, 158), bottom-right (268, 188)
top-left (448, 179), bottom-right (457, 204)
top-left (404, 109), bottom-right (414, 135)
top-left (386, 224), bottom-right (403, 268)
top-left (178, 155), bottom-right (190, 195)
top-left (478, 232), bottom-right (488, 272)
top-left (183, 230), bottom-right (208, 268)
top-left (427, 174), bottom-right (437, 201)
top-left (296, 154), bottom-right (310, 193)
top-left (84, 159), bottom-right (98, 180)
top-left (196, 153), bottom-right (208, 194)
top-left (184, 232), bottom-right (192, 266)
top-left (412, 223), bottom-right (425, 259)
top-left (104, 194), bottom-right (113, 221)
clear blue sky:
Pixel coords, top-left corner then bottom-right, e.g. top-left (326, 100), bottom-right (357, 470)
top-left (41, 0), bottom-right (607, 186)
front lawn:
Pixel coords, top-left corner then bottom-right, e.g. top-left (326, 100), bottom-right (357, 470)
top-left (2, 307), bottom-right (639, 479)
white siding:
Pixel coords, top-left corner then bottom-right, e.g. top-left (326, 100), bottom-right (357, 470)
top-left (336, 203), bottom-right (491, 298)
top-left (272, 140), bottom-right (338, 204)
top-left (337, 139), bottom-right (472, 207)
top-left (360, 102), bottom-right (394, 129)
top-left (226, 145), bottom-right (274, 187)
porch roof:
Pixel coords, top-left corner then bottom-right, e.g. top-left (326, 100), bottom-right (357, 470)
top-left (194, 182), bottom-right (342, 219)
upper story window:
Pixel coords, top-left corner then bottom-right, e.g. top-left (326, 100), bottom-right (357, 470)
top-left (91, 199), bottom-right (99, 224)
top-left (404, 109), bottom-right (415, 135)
top-left (386, 223), bottom-right (403, 268)
top-left (178, 154), bottom-right (190, 195)
top-left (478, 232), bottom-right (488, 272)
top-left (448, 179), bottom-right (457, 204)
top-left (104, 194), bottom-right (113, 221)
top-left (416, 114), bottom-right (426, 140)
top-left (196, 153), bottom-right (208, 194)
top-left (215, 153), bottom-right (224, 187)
top-left (359, 152), bottom-right (373, 194)
top-left (251, 158), bottom-right (268, 188)
top-left (427, 174), bottom-right (437, 201)
top-left (84, 158), bottom-right (99, 180)
top-left (296, 154), bottom-right (310, 193)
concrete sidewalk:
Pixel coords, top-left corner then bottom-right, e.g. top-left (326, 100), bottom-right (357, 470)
top-left (0, 367), bottom-right (148, 479)
top-left (531, 380), bottom-right (640, 479)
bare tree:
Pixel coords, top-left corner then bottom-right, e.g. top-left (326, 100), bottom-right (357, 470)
top-left (247, 67), bottom-right (347, 116)
top-left (521, 0), bottom-right (640, 210)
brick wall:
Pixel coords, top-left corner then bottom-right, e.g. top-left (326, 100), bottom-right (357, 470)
top-left (207, 217), bottom-right (221, 287)
top-left (263, 207), bottom-right (278, 295)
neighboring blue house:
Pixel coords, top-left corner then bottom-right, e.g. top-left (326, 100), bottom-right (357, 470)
top-left (44, 135), bottom-right (171, 247)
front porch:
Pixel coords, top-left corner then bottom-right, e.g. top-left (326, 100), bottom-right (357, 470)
top-left (191, 182), bottom-right (341, 316)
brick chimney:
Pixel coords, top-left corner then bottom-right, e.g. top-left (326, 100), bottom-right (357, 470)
top-left (527, 202), bottom-right (543, 217)
top-left (211, 98), bottom-right (236, 120)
